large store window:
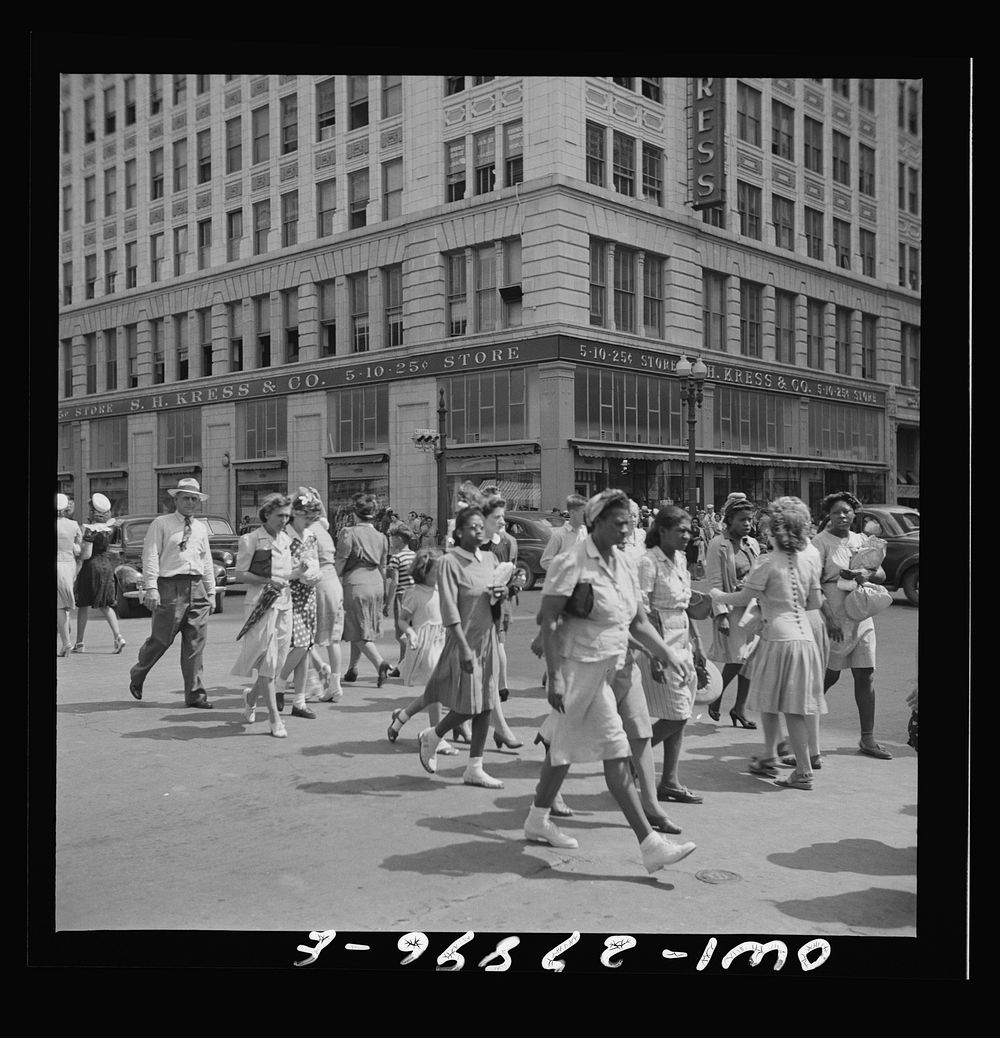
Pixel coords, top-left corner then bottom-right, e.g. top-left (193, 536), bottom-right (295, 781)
top-left (713, 387), bottom-right (799, 455)
top-left (445, 469), bottom-right (540, 512)
top-left (236, 465), bottom-right (288, 529)
top-left (326, 384), bottom-right (389, 453)
top-left (89, 476), bottom-right (128, 516)
top-left (159, 407), bottom-right (202, 464)
top-left (574, 367), bottom-right (683, 446)
top-left (237, 397), bottom-right (287, 458)
top-left (807, 400), bottom-right (881, 463)
top-left (327, 470), bottom-right (390, 521)
top-left (91, 416), bottom-right (128, 469)
top-left (439, 368), bottom-right (527, 444)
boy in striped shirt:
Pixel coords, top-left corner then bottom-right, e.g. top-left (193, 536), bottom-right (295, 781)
top-left (384, 521), bottom-right (417, 677)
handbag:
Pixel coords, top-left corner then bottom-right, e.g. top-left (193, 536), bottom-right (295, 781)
top-left (844, 582), bottom-right (893, 621)
top-left (248, 548), bottom-right (272, 579)
top-left (687, 590), bottom-right (712, 621)
top-left (563, 582), bottom-right (594, 619)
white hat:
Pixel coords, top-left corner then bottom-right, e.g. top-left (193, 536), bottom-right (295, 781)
top-left (166, 477), bottom-right (208, 501)
top-left (693, 659), bottom-right (724, 704)
top-left (91, 492), bottom-right (112, 513)
top-left (56, 492), bottom-right (69, 512)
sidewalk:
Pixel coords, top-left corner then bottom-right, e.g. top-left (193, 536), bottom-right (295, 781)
top-left (55, 598), bottom-right (917, 937)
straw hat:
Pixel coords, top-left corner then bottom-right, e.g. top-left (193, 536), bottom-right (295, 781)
top-left (693, 659), bottom-right (724, 704)
top-left (56, 492), bottom-right (69, 512)
top-left (166, 477), bottom-right (208, 500)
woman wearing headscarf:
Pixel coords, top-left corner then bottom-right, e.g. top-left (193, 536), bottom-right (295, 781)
top-left (522, 489), bottom-right (697, 875)
top-left (73, 493), bottom-right (125, 654)
top-left (56, 493), bottom-right (81, 656)
top-left (705, 493), bottom-right (761, 728)
top-left (336, 493), bottom-right (391, 686)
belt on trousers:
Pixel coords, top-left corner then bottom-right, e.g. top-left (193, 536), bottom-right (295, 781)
top-left (158, 573), bottom-right (204, 580)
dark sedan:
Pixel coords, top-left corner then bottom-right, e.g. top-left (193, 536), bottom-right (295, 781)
top-left (854, 504), bottom-right (919, 606)
top-left (502, 511), bottom-right (556, 590)
top-left (108, 513), bottom-right (238, 617)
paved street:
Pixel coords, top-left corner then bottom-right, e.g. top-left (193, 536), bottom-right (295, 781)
top-left (55, 583), bottom-right (917, 936)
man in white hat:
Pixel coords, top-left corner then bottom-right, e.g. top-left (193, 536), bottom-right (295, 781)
top-left (128, 477), bottom-right (216, 706)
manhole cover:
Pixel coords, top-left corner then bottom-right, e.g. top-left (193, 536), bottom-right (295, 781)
top-left (695, 869), bottom-right (742, 884)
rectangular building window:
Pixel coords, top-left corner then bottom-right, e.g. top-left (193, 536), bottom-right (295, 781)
top-left (124, 76), bottom-right (136, 125)
top-left (447, 251), bottom-right (468, 336)
top-left (772, 194), bottom-right (794, 251)
top-left (327, 384), bottom-right (389, 453)
top-left (84, 175), bottom-right (96, 223)
top-left (159, 407), bottom-right (202, 465)
top-left (859, 78), bottom-right (875, 112)
top-left (832, 131), bottom-right (850, 185)
top-left (574, 366), bottom-right (683, 448)
top-left (225, 116), bottom-right (242, 173)
top-left (612, 131), bottom-right (635, 196)
top-left (256, 295), bottom-right (272, 366)
top-left (703, 270), bottom-right (726, 351)
top-left (84, 254), bottom-right (96, 299)
top-left (832, 78), bottom-right (850, 99)
top-left (771, 101), bottom-right (794, 160)
top-left (501, 237), bottom-right (522, 329)
top-left (173, 138), bottom-right (187, 192)
top-left (348, 168), bottom-right (369, 228)
top-left (197, 129), bottom-right (211, 183)
top-left (643, 254), bottom-right (663, 338)
top-left (446, 139), bottom-right (466, 202)
top-left (804, 116), bottom-right (823, 174)
top-left (124, 158), bottom-right (137, 209)
top-left (91, 416), bottom-right (129, 468)
top-left (642, 143), bottom-right (663, 204)
top-left (807, 400), bottom-right (881, 463)
top-left (280, 93), bottom-right (297, 155)
top-left (474, 129), bottom-right (495, 194)
top-left (62, 185), bottom-right (72, 231)
top-left (833, 218), bottom-right (851, 269)
top-left (317, 178), bottom-right (336, 236)
top-left (775, 289), bottom-right (795, 365)
top-left (177, 316), bottom-right (188, 381)
top-left (590, 239), bottom-right (607, 327)
top-left (104, 85), bottom-right (116, 135)
top-left (281, 190), bottom-right (298, 246)
top-left (859, 228), bottom-right (876, 277)
top-left (348, 75), bottom-right (369, 130)
top-left (737, 181), bottom-right (762, 239)
top-left (900, 323), bottom-right (920, 386)
top-left (284, 289), bottom-right (299, 363)
top-left (898, 242), bottom-right (907, 287)
top-left (252, 200), bottom-right (270, 255)
top-left (252, 106), bottom-right (269, 164)
top-left (382, 74), bottom-right (402, 119)
top-left (126, 324), bottom-right (139, 387)
top-left (807, 298), bottom-right (824, 369)
top-left (475, 244), bottom-right (496, 331)
top-left (84, 96), bottom-right (95, 143)
top-left (316, 78), bottom-right (336, 140)
top-left (239, 397), bottom-right (288, 459)
top-left (196, 74), bottom-right (210, 95)
top-left (613, 246), bottom-right (636, 333)
top-left (908, 86), bottom-right (919, 135)
top-left (349, 273), bottom-right (369, 353)
top-left (149, 74), bottom-right (163, 115)
top-left (104, 247), bottom-right (117, 294)
top-left (62, 107), bottom-right (71, 154)
top-left (226, 208), bottom-right (243, 262)
top-left (740, 280), bottom-right (763, 357)
top-left (445, 76), bottom-right (465, 96)
top-left (715, 387), bottom-right (799, 456)
top-left (105, 329), bottom-right (118, 389)
top-left (85, 334), bottom-right (97, 393)
top-left (908, 167), bottom-right (919, 214)
top-left (908, 246), bottom-right (920, 291)
top-left (835, 306), bottom-right (851, 374)
top-left (172, 225), bottom-right (188, 276)
top-left (586, 121), bottom-right (606, 186)
top-left (104, 167), bottom-right (116, 216)
top-left (859, 144), bottom-right (875, 196)
top-left (319, 281), bottom-right (336, 357)
top-left (504, 120), bottom-right (523, 186)
top-left (737, 82), bottom-right (761, 146)
top-left (472, 76), bottom-right (494, 86)
top-left (229, 301), bottom-right (243, 372)
top-left (384, 265), bottom-right (403, 347)
top-left (125, 241), bottom-right (137, 288)
top-left (861, 314), bottom-right (877, 380)
top-left (441, 368), bottom-right (526, 445)
top-left (804, 206), bottom-right (824, 260)
top-left (173, 74), bottom-right (187, 107)
top-left (62, 339), bottom-right (73, 396)
top-left (198, 310), bottom-right (212, 377)
top-left (150, 148), bottom-right (164, 200)
top-left (151, 319), bottom-right (165, 384)
top-left (382, 158), bottom-right (402, 220)
top-left (641, 77), bottom-right (662, 102)
top-left (197, 218), bottom-right (211, 269)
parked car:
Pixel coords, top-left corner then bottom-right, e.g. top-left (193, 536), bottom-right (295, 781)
top-left (502, 511), bottom-right (555, 590)
top-left (852, 504), bottom-right (919, 606)
top-left (108, 513), bottom-right (240, 617)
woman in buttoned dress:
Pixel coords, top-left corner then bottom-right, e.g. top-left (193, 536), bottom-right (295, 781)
top-left (705, 496), bottom-right (761, 727)
top-left (710, 497), bottom-right (828, 790)
top-left (56, 493), bottom-right (81, 656)
top-left (416, 506), bottom-right (507, 789)
top-left (73, 494), bottom-right (125, 654)
top-left (635, 507), bottom-right (706, 805)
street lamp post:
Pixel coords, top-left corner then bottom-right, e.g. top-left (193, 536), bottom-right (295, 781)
top-left (676, 356), bottom-right (707, 513)
top-left (435, 387), bottom-right (450, 546)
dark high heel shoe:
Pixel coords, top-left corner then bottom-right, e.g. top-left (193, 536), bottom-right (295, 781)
top-left (376, 661), bottom-right (391, 687)
top-left (729, 710), bottom-right (757, 729)
top-left (493, 731), bottom-right (523, 750)
top-left (708, 701), bottom-right (721, 722)
top-left (451, 723), bottom-right (472, 744)
top-left (342, 668), bottom-right (358, 683)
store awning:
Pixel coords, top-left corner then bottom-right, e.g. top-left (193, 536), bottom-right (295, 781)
top-left (572, 443), bottom-right (888, 472)
top-left (154, 462), bottom-right (202, 473)
top-left (323, 453), bottom-right (389, 465)
top-left (85, 468), bottom-right (127, 478)
top-left (446, 443), bottom-right (539, 460)
top-left (230, 457), bottom-right (288, 469)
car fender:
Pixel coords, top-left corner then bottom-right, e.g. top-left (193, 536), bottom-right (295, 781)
top-left (895, 552), bottom-right (919, 582)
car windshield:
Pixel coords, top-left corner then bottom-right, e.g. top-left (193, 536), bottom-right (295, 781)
top-left (206, 519), bottom-right (235, 535)
top-left (127, 521), bottom-right (152, 542)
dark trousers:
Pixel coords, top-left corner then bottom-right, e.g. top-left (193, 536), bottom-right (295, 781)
top-left (130, 576), bottom-right (211, 700)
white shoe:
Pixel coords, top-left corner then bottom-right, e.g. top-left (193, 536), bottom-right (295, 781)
top-left (418, 727), bottom-right (439, 773)
top-left (241, 688), bottom-right (256, 724)
top-left (463, 766), bottom-right (503, 789)
top-left (437, 738), bottom-right (458, 756)
top-left (270, 720), bottom-right (288, 738)
top-left (524, 808), bottom-right (579, 849)
top-left (641, 834), bottom-right (696, 874)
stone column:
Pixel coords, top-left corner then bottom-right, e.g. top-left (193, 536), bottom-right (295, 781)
top-left (850, 308), bottom-right (863, 379)
top-left (636, 251), bottom-right (646, 337)
top-left (367, 269), bottom-right (383, 351)
top-left (211, 299), bottom-right (229, 374)
top-left (243, 298), bottom-right (257, 370)
top-left (606, 242), bottom-right (617, 332)
top-left (335, 276), bottom-right (350, 356)
top-left (793, 292), bottom-right (808, 368)
top-left (822, 299), bottom-right (836, 372)
top-left (164, 314), bottom-right (179, 384)
top-left (725, 272), bottom-right (740, 355)
top-left (538, 361), bottom-right (577, 510)
top-left (136, 319), bottom-right (154, 387)
top-left (270, 291), bottom-right (285, 365)
top-left (116, 326), bottom-right (128, 392)
top-left (761, 282), bottom-right (776, 362)
top-left (72, 334), bottom-right (87, 397)
top-left (298, 279), bottom-right (320, 362)
top-left (187, 310), bottom-right (202, 380)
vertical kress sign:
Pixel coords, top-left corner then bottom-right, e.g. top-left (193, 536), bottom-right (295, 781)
top-left (691, 77), bottom-right (725, 209)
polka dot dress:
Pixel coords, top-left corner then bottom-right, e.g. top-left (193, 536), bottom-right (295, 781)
top-left (289, 536), bottom-right (317, 649)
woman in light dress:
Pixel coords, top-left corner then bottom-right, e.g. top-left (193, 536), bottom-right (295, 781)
top-left (73, 493), bottom-right (126, 654)
top-left (307, 495), bottom-right (345, 704)
top-left (709, 497), bottom-right (828, 790)
top-left (56, 493), bottom-right (81, 656)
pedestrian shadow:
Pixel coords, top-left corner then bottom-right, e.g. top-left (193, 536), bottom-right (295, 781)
top-left (299, 738), bottom-right (414, 758)
top-left (768, 840), bottom-right (916, 876)
top-left (58, 701), bottom-right (146, 713)
top-left (121, 723), bottom-right (249, 741)
top-left (380, 838), bottom-right (675, 889)
top-left (415, 807), bottom-right (631, 839)
top-left (501, 712), bottom-right (550, 727)
top-left (296, 773), bottom-right (449, 797)
top-left (772, 886), bottom-right (915, 929)
top-left (333, 694), bottom-right (413, 714)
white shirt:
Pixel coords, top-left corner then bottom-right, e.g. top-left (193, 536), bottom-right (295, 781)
top-left (142, 512), bottom-right (215, 594)
top-left (539, 522), bottom-right (588, 570)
